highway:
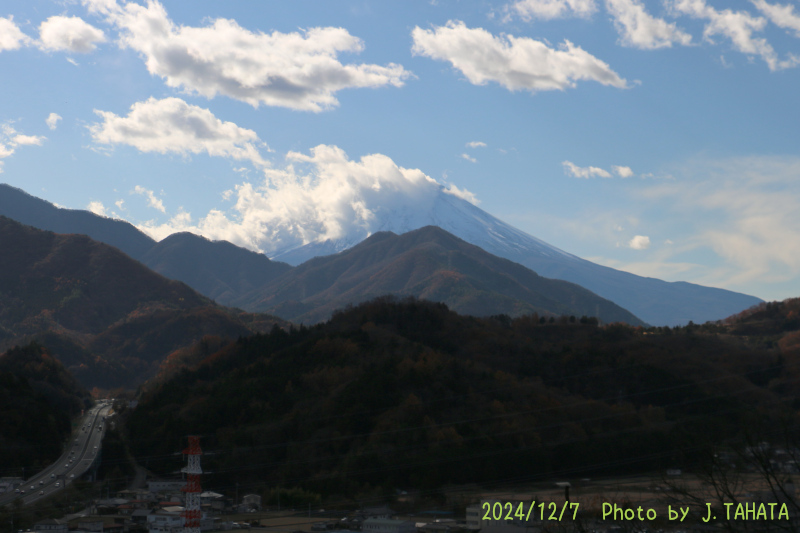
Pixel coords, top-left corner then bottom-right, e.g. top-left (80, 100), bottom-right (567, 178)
top-left (0, 400), bottom-right (113, 507)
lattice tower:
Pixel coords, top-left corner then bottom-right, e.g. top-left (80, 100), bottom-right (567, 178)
top-left (181, 436), bottom-right (203, 533)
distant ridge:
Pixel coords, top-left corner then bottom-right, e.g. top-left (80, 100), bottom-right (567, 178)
top-left (0, 184), bottom-right (290, 307)
top-left (234, 225), bottom-right (646, 325)
top-left (141, 232), bottom-right (292, 305)
top-left (0, 183), bottom-right (762, 325)
top-left (268, 187), bottom-right (763, 326)
top-left (0, 183), bottom-right (155, 259)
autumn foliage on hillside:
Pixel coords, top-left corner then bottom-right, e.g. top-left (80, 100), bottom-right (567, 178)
top-left (0, 216), bottom-right (287, 389)
top-left (127, 296), bottom-right (798, 497)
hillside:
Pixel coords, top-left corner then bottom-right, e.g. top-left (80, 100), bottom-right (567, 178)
top-left (127, 296), bottom-right (794, 496)
top-left (233, 226), bottom-right (646, 325)
top-left (0, 216), bottom-right (286, 389)
top-left (0, 184), bottom-right (761, 326)
top-left (0, 184), bottom-right (155, 260)
top-left (140, 232), bottom-right (291, 306)
top-left (0, 342), bottom-right (91, 476)
top-left (268, 186), bottom-right (762, 326)
top-left (0, 184), bottom-right (290, 308)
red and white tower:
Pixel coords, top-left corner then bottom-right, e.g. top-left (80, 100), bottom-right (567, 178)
top-left (181, 436), bottom-right (203, 533)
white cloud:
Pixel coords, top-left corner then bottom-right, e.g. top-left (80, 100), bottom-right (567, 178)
top-left (669, 0), bottom-right (799, 70)
top-left (87, 200), bottom-right (108, 216)
top-left (10, 134), bottom-right (45, 146)
top-left (466, 141), bottom-right (487, 148)
top-left (605, 0), bottom-right (692, 49)
top-left (443, 182), bottom-right (480, 205)
top-left (90, 0), bottom-right (411, 112)
top-left (461, 153), bottom-right (477, 163)
top-left (133, 185), bottom-right (166, 213)
top-left (114, 199), bottom-right (125, 209)
top-left (46, 113), bottom-right (62, 130)
top-left (0, 123), bottom-right (46, 173)
top-left (628, 234), bottom-right (651, 249)
top-left (135, 144), bottom-right (479, 253)
top-left (506, 0), bottom-right (597, 21)
top-left (639, 155), bottom-right (800, 287)
top-left (612, 164), bottom-right (634, 177)
top-left (89, 97), bottom-right (268, 168)
top-left (563, 160), bottom-right (612, 178)
top-left (751, 0), bottom-right (800, 37)
top-left (411, 21), bottom-right (628, 93)
top-left (39, 15), bottom-right (106, 53)
top-left (0, 16), bottom-right (31, 51)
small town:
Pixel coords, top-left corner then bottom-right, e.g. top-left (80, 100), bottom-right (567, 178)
top-left (3, 399), bottom-right (800, 533)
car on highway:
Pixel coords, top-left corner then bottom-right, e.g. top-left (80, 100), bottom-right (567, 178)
top-left (39, 480), bottom-right (43, 485)
top-left (55, 482), bottom-right (60, 487)
top-left (39, 491), bottom-right (43, 495)
top-left (50, 474), bottom-right (54, 478)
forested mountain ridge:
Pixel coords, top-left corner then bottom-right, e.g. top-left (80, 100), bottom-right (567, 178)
top-left (232, 226), bottom-right (646, 325)
top-left (127, 296), bottom-right (796, 496)
top-left (0, 183), bottom-right (761, 326)
top-left (0, 216), bottom-right (287, 390)
top-left (0, 184), bottom-right (290, 308)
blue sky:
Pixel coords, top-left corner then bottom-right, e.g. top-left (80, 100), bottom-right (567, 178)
top-left (1, 0), bottom-right (799, 302)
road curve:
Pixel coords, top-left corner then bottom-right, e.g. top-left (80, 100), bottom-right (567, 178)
top-left (0, 401), bottom-right (113, 507)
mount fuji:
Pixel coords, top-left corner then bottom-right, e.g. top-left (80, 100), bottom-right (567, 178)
top-left (0, 182), bottom-right (761, 326)
top-left (267, 186), bottom-right (761, 326)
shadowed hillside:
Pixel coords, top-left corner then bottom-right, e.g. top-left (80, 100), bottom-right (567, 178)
top-left (127, 296), bottom-right (795, 497)
top-left (0, 216), bottom-right (287, 389)
top-left (0, 342), bottom-right (91, 475)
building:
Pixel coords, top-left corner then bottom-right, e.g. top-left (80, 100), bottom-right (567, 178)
top-left (72, 519), bottom-right (104, 532)
top-left (200, 491), bottom-right (225, 512)
top-left (33, 519), bottom-right (68, 533)
top-left (131, 510), bottom-right (153, 526)
top-left (148, 480), bottom-right (186, 494)
top-left (466, 505), bottom-right (481, 530)
top-left (242, 493), bottom-right (261, 510)
top-left (147, 511), bottom-right (183, 533)
top-left (0, 477), bottom-right (23, 493)
top-left (362, 518), bottom-right (415, 533)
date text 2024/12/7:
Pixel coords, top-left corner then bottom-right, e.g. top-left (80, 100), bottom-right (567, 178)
top-left (482, 501), bottom-right (580, 522)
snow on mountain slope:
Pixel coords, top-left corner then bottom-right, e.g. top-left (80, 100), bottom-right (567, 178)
top-left (270, 186), bottom-right (761, 326)
top-left (271, 186), bottom-right (579, 264)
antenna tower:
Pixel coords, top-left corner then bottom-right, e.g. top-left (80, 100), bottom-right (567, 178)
top-left (181, 436), bottom-right (203, 533)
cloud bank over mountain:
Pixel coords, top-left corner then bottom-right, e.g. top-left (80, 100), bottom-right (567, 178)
top-left (135, 144), bottom-right (479, 255)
